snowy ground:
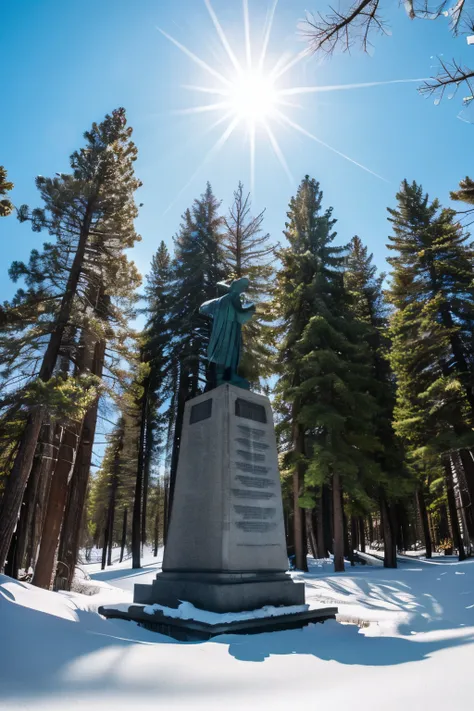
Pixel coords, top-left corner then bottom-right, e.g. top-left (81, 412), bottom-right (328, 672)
top-left (1, 551), bottom-right (474, 710)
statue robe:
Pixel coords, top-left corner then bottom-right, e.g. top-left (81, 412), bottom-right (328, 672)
top-left (200, 292), bottom-right (254, 370)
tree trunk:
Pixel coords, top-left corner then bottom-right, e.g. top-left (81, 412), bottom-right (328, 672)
top-left (306, 509), bottom-right (318, 559)
top-left (368, 514), bottom-right (374, 547)
top-left (119, 508), bottom-right (128, 564)
top-left (141, 411), bottom-right (153, 549)
top-left (332, 471), bottom-right (345, 572)
top-left (343, 511), bottom-right (354, 566)
top-left (350, 517), bottom-right (358, 563)
top-left (55, 340), bottom-right (105, 590)
top-left (27, 426), bottom-right (59, 572)
top-left (444, 456), bottom-right (466, 561)
top-left (323, 484), bottom-right (333, 555)
top-left (132, 391), bottom-right (147, 569)
top-left (101, 526), bottom-right (108, 571)
top-left (5, 436), bottom-right (48, 579)
top-left (381, 495), bottom-right (397, 568)
top-left (106, 501), bottom-right (115, 567)
top-left (168, 365), bottom-right (189, 522)
top-left (358, 517), bottom-right (366, 553)
top-left (417, 485), bottom-right (432, 558)
top-left (0, 206), bottom-right (94, 572)
top-left (292, 420), bottom-right (308, 572)
top-left (316, 495), bottom-right (326, 558)
top-left (455, 450), bottom-right (474, 547)
top-left (32, 421), bottom-right (80, 589)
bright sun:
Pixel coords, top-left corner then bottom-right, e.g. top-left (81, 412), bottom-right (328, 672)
top-left (228, 70), bottom-right (277, 123)
top-left (159, 0), bottom-right (392, 201)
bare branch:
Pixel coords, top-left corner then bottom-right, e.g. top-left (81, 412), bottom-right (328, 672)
top-left (303, 0), bottom-right (387, 56)
top-left (419, 57), bottom-right (474, 102)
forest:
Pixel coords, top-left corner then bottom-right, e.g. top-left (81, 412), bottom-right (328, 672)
top-left (1, 105), bottom-right (474, 591)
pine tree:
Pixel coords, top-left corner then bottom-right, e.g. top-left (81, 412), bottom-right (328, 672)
top-left (386, 180), bottom-right (474, 559)
top-left (0, 108), bottom-right (141, 574)
top-left (274, 176), bottom-right (381, 573)
top-left (345, 236), bottom-right (412, 566)
top-left (223, 182), bottom-right (275, 387)
top-left (134, 241), bottom-right (173, 562)
top-left (0, 166), bottom-right (13, 217)
top-left (167, 184), bottom-right (225, 516)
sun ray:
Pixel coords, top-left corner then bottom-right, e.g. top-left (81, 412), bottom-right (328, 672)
top-left (182, 85), bottom-right (230, 97)
top-left (259, 0), bottom-right (278, 70)
top-left (249, 122), bottom-right (256, 195)
top-left (263, 120), bottom-right (293, 183)
top-left (164, 116), bottom-right (241, 216)
top-left (243, 0), bottom-right (252, 69)
top-left (271, 47), bottom-right (310, 80)
top-left (274, 109), bottom-right (387, 182)
top-left (279, 78), bottom-right (426, 96)
top-left (204, 0), bottom-right (242, 74)
top-left (159, 0), bottom-right (409, 197)
top-left (173, 102), bottom-right (230, 116)
top-left (157, 27), bottom-right (231, 87)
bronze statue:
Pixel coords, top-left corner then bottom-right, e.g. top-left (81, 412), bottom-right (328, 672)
top-left (199, 277), bottom-right (255, 390)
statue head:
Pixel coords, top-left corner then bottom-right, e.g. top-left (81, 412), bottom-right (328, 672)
top-left (217, 277), bottom-right (249, 295)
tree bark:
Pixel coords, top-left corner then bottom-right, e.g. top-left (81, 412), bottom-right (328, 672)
top-left (132, 390), bottom-right (147, 570)
top-left (306, 509), bottom-right (318, 559)
top-left (332, 471), bottom-right (345, 572)
top-left (141, 410), bottom-right (153, 549)
top-left (0, 204), bottom-right (94, 572)
top-left (444, 455), bottom-right (466, 561)
top-left (316, 495), bottom-right (326, 558)
top-left (27, 426), bottom-right (59, 572)
top-left (359, 517), bottom-right (366, 553)
top-left (381, 495), bottom-right (397, 568)
top-left (168, 365), bottom-right (189, 523)
top-left (55, 340), bottom-right (105, 590)
top-left (323, 484), bottom-right (333, 555)
top-left (368, 514), bottom-right (374, 547)
top-left (455, 449), bottom-right (474, 546)
top-left (292, 418), bottom-right (308, 572)
top-left (32, 421), bottom-right (80, 589)
top-left (350, 516), bottom-right (358, 564)
top-left (101, 526), bottom-right (108, 571)
top-left (417, 485), bottom-right (432, 558)
top-left (119, 508), bottom-right (128, 564)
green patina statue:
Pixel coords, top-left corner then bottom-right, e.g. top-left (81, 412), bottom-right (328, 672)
top-left (199, 277), bottom-right (256, 390)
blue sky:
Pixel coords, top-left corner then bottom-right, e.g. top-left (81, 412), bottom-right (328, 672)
top-left (1, 0), bottom-right (472, 303)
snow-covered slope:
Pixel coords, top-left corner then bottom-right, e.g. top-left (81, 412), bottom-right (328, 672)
top-left (1, 554), bottom-right (474, 711)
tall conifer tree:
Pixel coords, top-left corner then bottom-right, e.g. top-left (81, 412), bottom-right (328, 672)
top-left (0, 108), bottom-right (141, 573)
top-left (387, 180), bottom-right (474, 559)
top-left (274, 177), bottom-right (381, 572)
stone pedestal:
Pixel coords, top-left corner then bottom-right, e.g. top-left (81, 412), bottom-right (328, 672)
top-left (134, 383), bottom-right (304, 613)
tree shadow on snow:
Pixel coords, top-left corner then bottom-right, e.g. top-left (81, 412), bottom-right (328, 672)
top-left (218, 619), bottom-right (474, 664)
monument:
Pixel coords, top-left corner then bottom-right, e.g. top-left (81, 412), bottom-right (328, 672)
top-left (100, 278), bottom-right (337, 637)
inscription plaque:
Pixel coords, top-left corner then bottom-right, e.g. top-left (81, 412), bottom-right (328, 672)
top-left (189, 398), bottom-right (212, 424)
top-left (237, 449), bottom-right (266, 462)
top-left (236, 438), bottom-right (269, 451)
top-left (236, 475), bottom-right (274, 488)
top-left (236, 521), bottom-right (278, 532)
top-left (235, 398), bottom-right (267, 424)
top-left (232, 488), bottom-right (275, 500)
top-left (235, 462), bottom-right (269, 474)
top-left (234, 505), bottom-right (276, 520)
top-left (237, 424), bottom-right (265, 439)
